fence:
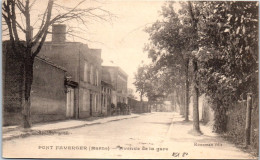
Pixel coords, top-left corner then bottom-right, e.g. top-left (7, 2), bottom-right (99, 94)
top-left (226, 96), bottom-right (258, 153)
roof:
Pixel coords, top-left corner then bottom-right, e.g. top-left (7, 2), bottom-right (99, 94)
top-left (102, 66), bottom-right (128, 78)
top-left (36, 55), bottom-right (66, 71)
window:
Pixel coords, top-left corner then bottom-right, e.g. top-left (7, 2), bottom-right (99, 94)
top-left (84, 61), bottom-right (88, 82)
top-left (90, 65), bottom-right (93, 84)
top-left (96, 69), bottom-right (99, 86)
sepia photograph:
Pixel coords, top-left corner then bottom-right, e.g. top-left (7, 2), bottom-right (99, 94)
top-left (2, 0), bottom-right (259, 159)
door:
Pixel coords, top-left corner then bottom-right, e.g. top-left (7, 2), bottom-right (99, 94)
top-left (90, 94), bottom-right (92, 116)
top-left (66, 87), bottom-right (74, 118)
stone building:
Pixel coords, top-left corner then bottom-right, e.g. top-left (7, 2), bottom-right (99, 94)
top-left (101, 66), bottom-right (128, 108)
top-left (39, 24), bottom-right (103, 118)
top-left (3, 41), bottom-right (67, 125)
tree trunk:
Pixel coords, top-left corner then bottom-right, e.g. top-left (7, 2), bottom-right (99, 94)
top-left (22, 55), bottom-right (34, 128)
top-left (185, 59), bottom-right (190, 121)
top-left (192, 59), bottom-right (201, 133)
top-left (245, 93), bottom-right (252, 146)
top-left (178, 90), bottom-right (184, 116)
top-left (140, 94), bottom-right (143, 102)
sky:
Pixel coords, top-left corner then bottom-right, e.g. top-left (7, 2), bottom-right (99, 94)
top-left (2, 0), bottom-right (167, 99)
top-left (84, 1), bottom-right (165, 97)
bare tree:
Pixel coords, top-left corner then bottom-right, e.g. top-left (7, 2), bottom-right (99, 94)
top-left (2, 0), bottom-right (113, 128)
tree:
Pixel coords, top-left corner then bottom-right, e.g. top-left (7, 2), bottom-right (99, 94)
top-left (142, 1), bottom-right (258, 134)
top-left (133, 64), bottom-right (151, 102)
top-left (144, 2), bottom-right (192, 121)
top-left (144, 2), bottom-right (203, 133)
top-left (187, 1), bottom-right (201, 133)
top-left (2, 0), bottom-right (112, 128)
top-left (194, 1), bottom-right (258, 133)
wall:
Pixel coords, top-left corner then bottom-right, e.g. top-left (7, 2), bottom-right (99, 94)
top-left (128, 97), bottom-right (150, 113)
top-left (30, 57), bottom-right (67, 123)
top-left (3, 42), bottom-right (24, 126)
top-left (3, 42), bottom-right (67, 125)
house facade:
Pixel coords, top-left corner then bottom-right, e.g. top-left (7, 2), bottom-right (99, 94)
top-left (101, 66), bottom-right (128, 108)
top-left (40, 24), bottom-right (103, 118)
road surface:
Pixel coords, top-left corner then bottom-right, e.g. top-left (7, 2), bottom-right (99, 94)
top-left (2, 112), bottom-right (255, 159)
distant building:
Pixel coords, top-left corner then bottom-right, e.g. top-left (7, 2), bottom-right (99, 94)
top-left (101, 66), bottom-right (128, 108)
top-left (40, 24), bottom-right (103, 118)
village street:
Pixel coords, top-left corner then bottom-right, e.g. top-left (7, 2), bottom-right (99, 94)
top-left (2, 112), bottom-right (255, 159)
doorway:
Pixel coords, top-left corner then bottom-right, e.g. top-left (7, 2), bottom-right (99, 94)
top-left (66, 87), bottom-right (75, 118)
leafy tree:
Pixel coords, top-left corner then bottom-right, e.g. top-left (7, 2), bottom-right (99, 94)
top-left (194, 1), bottom-right (258, 133)
top-left (141, 1), bottom-right (258, 134)
top-left (133, 64), bottom-right (154, 102)
top-left (144, 2), bottom-right (191, 121)
top-left (2, 0), bottom-right (112, 128)
top-left (145, 2), bottom-right (202, 133)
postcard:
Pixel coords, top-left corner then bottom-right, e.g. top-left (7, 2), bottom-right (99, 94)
top-left (2, 0), bottom-right (258, 159)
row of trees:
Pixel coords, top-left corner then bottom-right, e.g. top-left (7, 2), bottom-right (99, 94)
top-left (134, 1), bottom-right (258, 134)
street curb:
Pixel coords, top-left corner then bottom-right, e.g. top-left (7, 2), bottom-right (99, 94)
top-left (3, 115), bottom-right (140, 141)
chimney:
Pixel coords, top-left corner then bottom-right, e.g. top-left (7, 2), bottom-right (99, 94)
top-left (52, 24), bottom-right (66, 43)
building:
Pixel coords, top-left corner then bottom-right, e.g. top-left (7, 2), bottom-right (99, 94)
top-left (101, 66), bottom-right (128, 109)
top-left (3, 41), bottom-right (68, 125)
top-left (39, 24), bottom-right (103, 118)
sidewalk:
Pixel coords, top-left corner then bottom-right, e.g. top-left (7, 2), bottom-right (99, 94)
top-left (163, 112), bottom-right (257, 159)
top-left (2, 113), bottom-right (142, 141)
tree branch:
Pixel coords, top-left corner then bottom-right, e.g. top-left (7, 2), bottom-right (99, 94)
top-left (25, 0), bottom-right (31, 45)
top-left (32, 0), bottom-right (54, 58)
top-left (2, 0), bottom-right (17, 53)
